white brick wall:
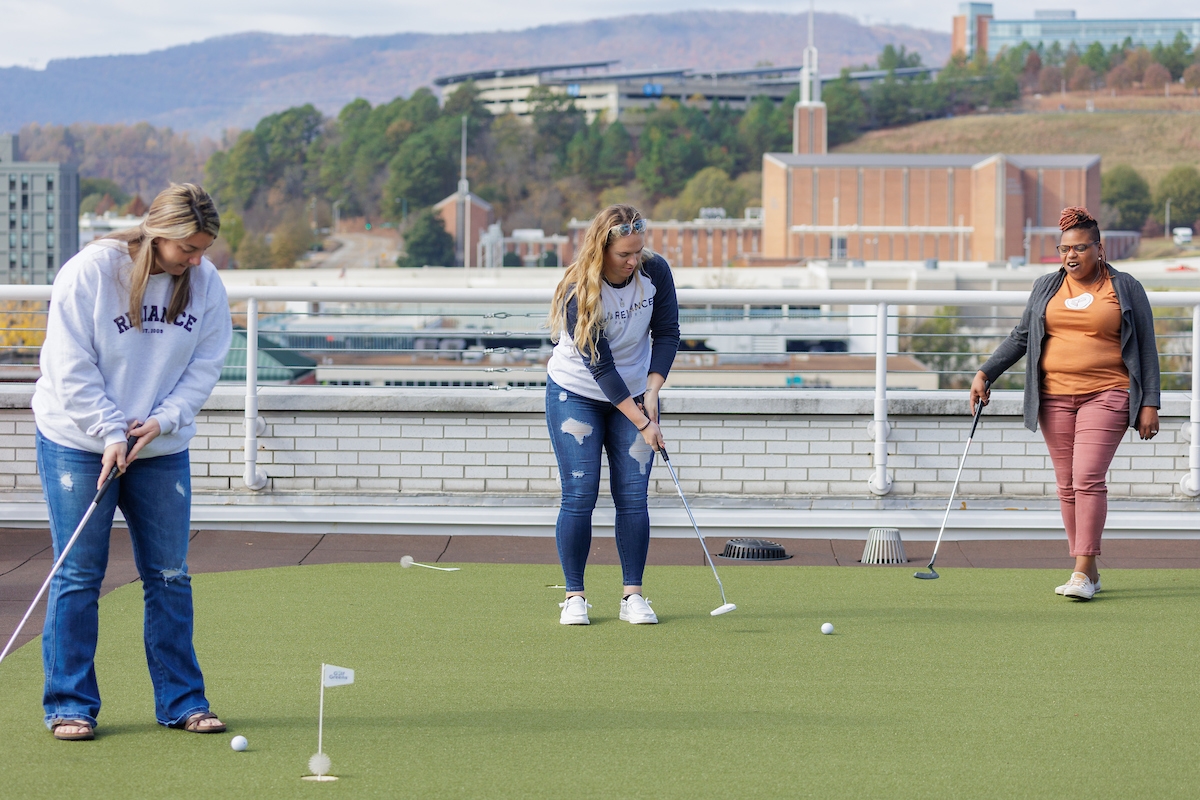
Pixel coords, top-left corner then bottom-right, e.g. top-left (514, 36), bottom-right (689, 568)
top-left (0, 387), bottom-right (1194, 503)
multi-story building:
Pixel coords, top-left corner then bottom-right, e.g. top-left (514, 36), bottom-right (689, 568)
top-left (952, 3), bottom-right (994, 58)
top-left (434, 62), bottom-right (938, 125)
top-left (974, 5), bottom-right (1200, 58)
top-left (0, 134), bottom-right (79, 285)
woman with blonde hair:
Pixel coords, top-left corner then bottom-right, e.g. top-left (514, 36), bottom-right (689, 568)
top-left (545, 204), bottom-right (680, 625)
top-left (33, 183), bottom-right (232, 739)
top-left (972, 206), bottom-right (1159, 600)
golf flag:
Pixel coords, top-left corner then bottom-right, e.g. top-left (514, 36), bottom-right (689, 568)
top-left (322, 664), bottom-right (355, 688)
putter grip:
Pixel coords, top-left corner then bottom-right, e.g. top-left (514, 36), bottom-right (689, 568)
top-left (96, 436), bottom-right (139, 502)
top-left (968, 380), bottom-right (990, 438)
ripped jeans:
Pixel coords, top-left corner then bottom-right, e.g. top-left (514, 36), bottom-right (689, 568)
top-left (545, 378), bottom-right (656, 592)
top-left (36, 430), bottom-right (210, 729)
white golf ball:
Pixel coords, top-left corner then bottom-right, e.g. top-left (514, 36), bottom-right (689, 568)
top-left (231, 735), bottom-right (248, 751)
top-left (820, 622), bottom-right (834, 635)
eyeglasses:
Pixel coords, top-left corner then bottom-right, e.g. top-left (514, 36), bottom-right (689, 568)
top-left (608, 219), bottom-right (646, 238)
top-left (1057, 242), bottom-right (1099, 255)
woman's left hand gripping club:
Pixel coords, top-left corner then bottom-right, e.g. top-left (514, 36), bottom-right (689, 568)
top-left (97, 419), bottom-right (162, 489)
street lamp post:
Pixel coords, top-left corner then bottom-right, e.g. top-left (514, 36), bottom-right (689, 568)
top-left (1166, 198), bottom-right (1172, 238)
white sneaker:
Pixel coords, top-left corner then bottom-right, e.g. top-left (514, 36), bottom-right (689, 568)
top-left (1056, 573), bottom-right (1101, 595)
top-left (559, 596), bottom-right (591, 625)
top-left (1061, 572), bottom-right (1096, 601)
top-left (619, 594), bottom-right (658, 624)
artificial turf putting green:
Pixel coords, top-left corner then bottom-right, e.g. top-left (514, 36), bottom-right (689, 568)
top-left (3, 563), bottom-right (1200, 798)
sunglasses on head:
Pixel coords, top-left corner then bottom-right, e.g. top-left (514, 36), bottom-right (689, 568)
top-left (1057, 242), bottom-right (1098, 254)
top-left (608, 218), bottom-right (646, 238)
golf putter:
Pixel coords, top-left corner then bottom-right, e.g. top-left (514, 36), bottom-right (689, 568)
top-left (915, 384), bottom-right (988, 580)
top-left (659, 446), bottom-right (736, 615)
top-left (0, 436), bottom-right (137, 665)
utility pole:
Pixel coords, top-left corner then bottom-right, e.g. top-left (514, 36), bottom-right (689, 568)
top-left (456, 115), bottom-right (469, 268)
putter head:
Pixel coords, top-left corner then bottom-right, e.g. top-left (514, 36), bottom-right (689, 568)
top-left (913, 566), bottom-right (939, 580)
top-left (400, 555), bottom-right (414, 568)
top-left (711, 603), bottom-right (737, 616)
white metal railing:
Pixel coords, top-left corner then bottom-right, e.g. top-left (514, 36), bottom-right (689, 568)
top-left (5, 286), bottom-right (1200, 497)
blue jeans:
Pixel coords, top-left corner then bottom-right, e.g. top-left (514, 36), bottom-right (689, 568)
top-left (545, 378), bottom-right (656, 592)
top-left (36, 431), bottom-right (210, 729)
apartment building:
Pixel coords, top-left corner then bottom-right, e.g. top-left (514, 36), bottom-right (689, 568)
top-left (0, 134), bottom-right (79, 285)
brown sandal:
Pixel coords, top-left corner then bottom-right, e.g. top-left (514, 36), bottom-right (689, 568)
top-left (51, 719), bottom-right (95, 741)
top-left (180, 711), bottom-right (226, 733)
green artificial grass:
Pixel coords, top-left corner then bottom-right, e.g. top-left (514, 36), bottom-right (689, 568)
top-left (3, 563), bottom-right (1200, 798)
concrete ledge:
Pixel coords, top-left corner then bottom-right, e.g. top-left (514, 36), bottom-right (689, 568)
top-left (1, 500), bottom-right (1196, 540)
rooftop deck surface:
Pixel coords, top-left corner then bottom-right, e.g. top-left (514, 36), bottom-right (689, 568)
top-left (5, 529), bottom-right (1200, 652)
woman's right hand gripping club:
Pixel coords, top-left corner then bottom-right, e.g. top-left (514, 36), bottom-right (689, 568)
top-left (969, 371), bottom-right (991, 413)
top-left (97, 419), bottom-right (160, 489)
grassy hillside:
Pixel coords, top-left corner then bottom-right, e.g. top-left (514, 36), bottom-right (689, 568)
top-left (835, 112), bottom-right (1200, 184)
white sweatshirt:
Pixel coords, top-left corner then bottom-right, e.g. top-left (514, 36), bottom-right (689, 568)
top-left (33, 241), bottom-right (233, 459)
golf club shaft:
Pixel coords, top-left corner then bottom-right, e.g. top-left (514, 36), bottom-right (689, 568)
top-left (0, 437), bottom-right (134, 665)
top-left (925, 399), bottom-right (984, 570)
top-left (660, 448), bottom-right (729, 607)
top-left (411, 562), bottom-right (459, 571)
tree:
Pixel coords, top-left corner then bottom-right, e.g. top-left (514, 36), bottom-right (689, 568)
top-left (878, 44), bottom-right (922, 70)
top-left (1154, 166), bottom-right (1200, 229)
top-left (1081, 41), bottom-right (1109, 75)
top-left (1101, 165), bottom-right (1152, 231)
top-left (1184, 63), bottom-right (1200, 90)
top-left (1152, 31), bottom-right (1193, 79)
top-left (1106, 63), bottom-right (1134, 90)
top-left (1142, 62), bottom-right (1172, 91)
top-left (398, 210), bottom-right (455, 267)
top-left (1038, 66), bottom-right (1064, 94)
top-left (382, 124), bottom-right (458, 212)
top-left (1068, 65), bottom-right (1096, 91)
top-left (270, 215), bottom-right (315, 268)
top-left (234, 234), bottom-right (272, 269)
top-left (822, 74), bottom-right (868, 146)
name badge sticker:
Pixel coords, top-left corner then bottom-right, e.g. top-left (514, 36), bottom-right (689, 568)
top-left (1064, 293), bottom-right (1093, 310)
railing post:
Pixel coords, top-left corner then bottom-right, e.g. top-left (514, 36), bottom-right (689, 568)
top-left (868, 302), bottom-right (893, 495)
top-left (243, 297), bottom-right (268, 491)
top-left (1182, 304), bottom-right (1200, 497)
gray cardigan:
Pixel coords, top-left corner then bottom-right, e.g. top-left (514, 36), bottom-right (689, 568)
top-left (979, 266), bottom-right (1161, 432)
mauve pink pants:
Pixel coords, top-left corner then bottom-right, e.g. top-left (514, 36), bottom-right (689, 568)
top-left (1038, 389), bottom-right (1130, 557)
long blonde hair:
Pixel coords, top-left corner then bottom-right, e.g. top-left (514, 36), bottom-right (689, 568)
top-left (549, 204), bottom-right (650, 360)
top-left (105, 183), bottom-right (220, 331)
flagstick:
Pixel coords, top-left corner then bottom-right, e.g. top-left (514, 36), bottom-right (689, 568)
top-left (318, 663), bottom-right (325, 755)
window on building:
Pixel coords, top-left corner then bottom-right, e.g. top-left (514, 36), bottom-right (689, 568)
top-left (7, 193), bottom-right (13, 210)
top-left (46, 176), bottom-right (54, 191)
top-left (20, 174), bottom-right (28, 189)
top-left (46, 214), bottom-right (53, 229)
top-left (46, 233), bottom-right (54, 247)
top-left (47, 254), bottom-right (55, 270)
top-left (7, 254), bottom-right (15, 269)
top-left (21, 233), bottom-right (29, 248)
top-left (7, 176), bottom-right (14, 191)
top-left (8, 213), bottom-right (15, 230)
top-left (7, 233), bottom-right (13, 247)
top-left (46, 194), bottom-right (54, 210)
top-left (21, 252), bottom-right (29, 268)
top-left (21, 213), bottom-right (28, 229)
top-left (21, 194), bottom-right (28, 210)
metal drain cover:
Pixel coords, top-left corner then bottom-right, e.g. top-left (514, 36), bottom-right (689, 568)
top-left (718, 538), bottom-right (792, 561)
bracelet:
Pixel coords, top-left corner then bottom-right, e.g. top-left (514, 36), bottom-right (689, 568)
top-left (636, 418), bottom-right (652, 431)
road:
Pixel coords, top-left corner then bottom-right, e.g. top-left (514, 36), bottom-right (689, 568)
top-left (307, 232), bottom-right (400, 270)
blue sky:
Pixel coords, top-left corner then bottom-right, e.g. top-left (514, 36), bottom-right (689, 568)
top-left (0, 0), bottom-right (1191, 68)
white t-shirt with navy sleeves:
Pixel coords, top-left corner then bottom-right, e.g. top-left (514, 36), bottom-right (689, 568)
top-left (547, 254), bottom-right (680, 404)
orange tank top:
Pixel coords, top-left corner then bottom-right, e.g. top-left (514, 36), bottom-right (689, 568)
top-left (1040, 273), bottom-right (1128, 396)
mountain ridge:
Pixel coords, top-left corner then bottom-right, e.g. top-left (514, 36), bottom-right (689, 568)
top-left (1, 11), bottom-right (949, 136)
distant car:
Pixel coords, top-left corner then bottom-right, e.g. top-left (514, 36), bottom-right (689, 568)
top-left (1173, 227), bottom-right (1193, 246)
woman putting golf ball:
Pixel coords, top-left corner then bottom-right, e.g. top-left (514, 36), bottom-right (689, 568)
top-left (545, 205), bottom-right (680, 625)
top-left (32, 184), bottom-right (232, 740)
top-left (972, 206), bottom-right (1160, 601)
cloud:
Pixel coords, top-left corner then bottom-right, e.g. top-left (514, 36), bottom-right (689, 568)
top-left (1, 0), bottom-right (1191, 69)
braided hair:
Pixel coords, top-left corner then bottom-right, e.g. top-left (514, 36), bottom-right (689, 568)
top-left (1058, 206), bottom-right (1107, 284)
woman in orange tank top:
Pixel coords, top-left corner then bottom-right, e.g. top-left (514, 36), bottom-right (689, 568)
top-left (971, 207), bottom-right (1160, 600)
